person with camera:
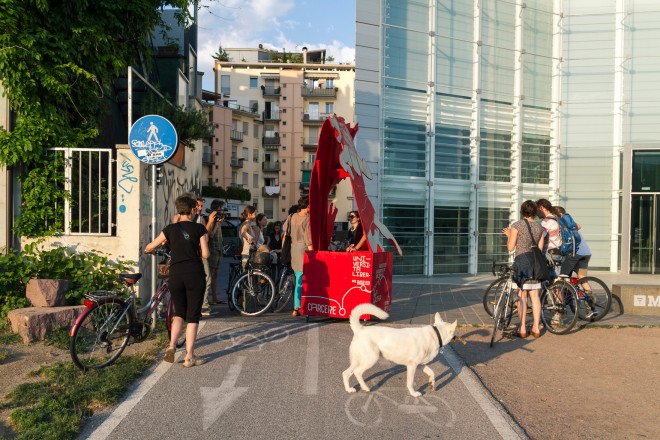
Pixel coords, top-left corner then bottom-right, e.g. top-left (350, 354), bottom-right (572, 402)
top-left (205, 199), bottom-right (226, 305)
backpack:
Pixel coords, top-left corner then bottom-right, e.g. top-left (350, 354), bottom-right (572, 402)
top-left (551, 214), bottom-right (581, 256)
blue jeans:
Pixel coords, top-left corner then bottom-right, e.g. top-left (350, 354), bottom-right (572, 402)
top-left (294, 270), bottom-right (303, 309)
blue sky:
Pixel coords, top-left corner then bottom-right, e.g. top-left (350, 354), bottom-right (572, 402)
top-left (197, 0), bottom-right (357, 90)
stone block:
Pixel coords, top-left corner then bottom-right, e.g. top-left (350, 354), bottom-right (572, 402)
top-left (7, 306), bottom-right (87, 344)
top-left (25, 278), bottom-right (70, 307)
top-left (612, 284), bottom-right (660, 317)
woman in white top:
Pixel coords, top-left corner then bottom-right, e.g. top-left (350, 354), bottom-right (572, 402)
top-left (239, 206), bottom-right (257, 268)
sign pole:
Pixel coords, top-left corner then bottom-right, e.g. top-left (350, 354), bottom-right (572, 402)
top-left (151, 164), bottom-right (157, 328)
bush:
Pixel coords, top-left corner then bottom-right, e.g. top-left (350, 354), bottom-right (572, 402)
top-left (0, 242), bottom-right (135, 319)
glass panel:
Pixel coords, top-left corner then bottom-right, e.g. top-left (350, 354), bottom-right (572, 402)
top-left (384, 0), bottom-right (430, 31)
top-left (434, 206), bottom-right (469, 273)
top-left (435, 125), bottom-right (470, 180)
top-left (478, 207), bottom-right (510, 272)
top-left (630, 195), bottom-right (653, 274)
top-left (521, 134), bottom-right (550, 184)
top-left (384, 118), bottom-right (427, 177)
top-left (479, 129), bottom-right (511, 182)
top-left (383, 27), bottom-right (429, 85)
top-left (632, 151), bottom-right (660, 192)
top-left (382, 204), bottom-right (426, 275)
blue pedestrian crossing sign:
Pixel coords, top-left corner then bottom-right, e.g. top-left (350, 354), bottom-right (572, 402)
top-left (129, 115), bottom-right (178, 164)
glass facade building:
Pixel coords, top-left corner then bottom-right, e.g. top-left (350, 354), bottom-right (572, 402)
top-left (356, 0), bottom-right (660, 275)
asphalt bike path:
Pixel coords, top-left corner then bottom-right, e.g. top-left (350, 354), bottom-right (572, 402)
top-left (82, 317), bottom-right (526, 440)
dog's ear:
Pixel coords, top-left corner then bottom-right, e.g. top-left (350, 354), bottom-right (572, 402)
top-left (434, 312), bottom-right (442, 323)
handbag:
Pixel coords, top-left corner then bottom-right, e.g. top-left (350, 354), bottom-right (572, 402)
top-left (279, 215), bottom-right (293, 266)
top-left (524, 219), bottom-right (551, 281)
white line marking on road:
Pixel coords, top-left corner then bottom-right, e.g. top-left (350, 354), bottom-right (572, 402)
top-left (201, 355), bottom-right (249, 431)
top-left (442, 346), bottom-right (527, 439)
top-left (87, 321), bottom-right (206, 440)
top-left (304, 324), bottom-right (319, 395)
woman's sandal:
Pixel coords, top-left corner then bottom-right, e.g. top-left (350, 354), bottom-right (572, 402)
top-left (183, 356), bottom-right (206, 368)
top-left (292, 308), bottom-right (300, 317)
top-left (164, 347), bottom-right (175, 363)
top-left (511, 328), bottom-right (529, 339)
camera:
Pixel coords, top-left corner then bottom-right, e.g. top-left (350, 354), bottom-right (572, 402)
top-left (206, 207), bottom-right (230, 221)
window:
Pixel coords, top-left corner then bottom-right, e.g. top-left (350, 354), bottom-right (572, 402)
top-left (435, 126), bottom-right (470, 180)
top-left (221, 75), bottom-right (230, 95)
top-left (249, 77), bottom-right (258, 89)
top-left (242, 121), bottom-right (248, 134)
top-left (231, 172), bottom-right (238, 184)
top-left (383, 117), bottom-right (427, 178)
top-left (326, 79), bottom-right (334, 89)
top-left (231, 119), bottom-right (238, 131)
top-left (521, 134), bottom-right (550, 184)
top-left (479, 129), bottom-right (511, 182)
top-left (253, 174), bottom-right (259, 188)
top-left (253, 149), bottom-right (259, 162)
top-left (478, 208), bottom-right (510, 272)
top-left (325, 102), bottom-right (334, 114)
top-left (263, 199), bottom-right (274, 218)
top-left (434, 207), bottom-right (469, 273)
top-left (242, 148), bottom-right (248, 160)
top-left (382, 203), bottom-right (426, 275)
top-left (253, 124), bottom-right (259, 138)
top-left (242, 172), bottom-right (248, 186)
top-left (249, 100), bottom-right (258, 114)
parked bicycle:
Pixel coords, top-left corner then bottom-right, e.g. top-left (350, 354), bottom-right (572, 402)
top-left (230, 246), bottom-right (276, 316)
top-left (488, 261), bottom-right (580, 346)
top-left (272, 264), bottom-right (295, 313)
top-left (69, 249), bottom-right (182, 371)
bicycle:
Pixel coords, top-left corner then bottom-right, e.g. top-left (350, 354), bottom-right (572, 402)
top-left (489, 264), bottom-right (518, 347)
top-left (230, 246), bottom-right (276, 316)
top-left (271, 264), bottom-right (295, 313)
top-left (69, 248), bottom-right (183, 371)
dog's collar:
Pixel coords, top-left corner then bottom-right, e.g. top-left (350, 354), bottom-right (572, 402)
top-left (432, 325), bottom-right (443, 347)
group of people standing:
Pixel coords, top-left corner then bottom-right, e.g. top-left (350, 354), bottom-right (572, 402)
top-left (503, 198), bottom-right (592, 338)
top-left (144, 191), bottom-right (371, 365)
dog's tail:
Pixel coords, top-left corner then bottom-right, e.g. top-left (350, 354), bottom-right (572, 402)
top-left (349, 303), bottom-right (389, 334)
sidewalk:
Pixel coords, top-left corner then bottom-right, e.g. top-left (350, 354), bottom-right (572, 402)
top-left (387, 271), bottom-right (659, 327)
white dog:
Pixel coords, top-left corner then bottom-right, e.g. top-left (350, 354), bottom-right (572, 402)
top-left (342, 303), bottom-right (458, 397)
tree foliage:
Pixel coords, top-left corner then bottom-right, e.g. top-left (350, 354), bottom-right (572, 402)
top-left (0, 0), bottom-right (194, 167)
top-left (212, 45), bottom-right (229, 61)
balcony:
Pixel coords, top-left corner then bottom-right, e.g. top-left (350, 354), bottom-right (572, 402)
top-left (302, 112), bottom-right (331, 125)
top-left (263, 110), bottom-right (280, 121)
top-left (261, 85), bottom-right (281, 97)
top-left (302, 138), bottom-right (318, 151)
top-left (202, 152), bottom-right (214, 164)
top-left (262, 134), bottom-right (281, 150)
top-left (262, 161), bottom-right (280, 172)
top-left (301, 85), bottom-right (337, 98)
top-left (301, 161), bottom-right (313, 171)
top-left (230, 158), bottom-right (245, 169)
top-left (262, 185), bottom-right (281, 197)
top-left (299, 182), bottom-right (309, 194)
top-left (230, 129), bottom-right (244, 142)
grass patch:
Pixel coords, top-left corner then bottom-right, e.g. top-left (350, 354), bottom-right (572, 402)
top-left (43, 326), bottom-right (71, 351)
top-left (3, 353), bottom-right (155, 440)
top-left (0, 321), bottom-right (21, 345)
top-left (0, 350), bottom-right (8, 363)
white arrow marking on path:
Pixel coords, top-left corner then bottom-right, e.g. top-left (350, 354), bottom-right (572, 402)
top-left (201, 355), bottom-right (248, 431)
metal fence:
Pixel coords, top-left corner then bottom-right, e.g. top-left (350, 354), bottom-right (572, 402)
top-left (50, 148), bottom-right (114, 235)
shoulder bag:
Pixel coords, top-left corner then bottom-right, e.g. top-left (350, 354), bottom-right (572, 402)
top-left (279, 215), bottom-right (293, 266)
top-left (524, 219), bottom-right (551, 281)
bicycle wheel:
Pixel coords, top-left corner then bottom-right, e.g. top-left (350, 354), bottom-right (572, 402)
top-left (490, 288), bottom-right (512, 348)
top-left (540, 280), bottom-right (578, 335)
top-left (273, 268), bottom-right (295, 313)
top-left (231, 270), bottom-right (276, 316)
top-left (70, 300), bottom-right (131, 371)
top-left (575, 276), bottom-right (612, 322)
top-left (483, 276), bottom-right (507, 317)
top-left (166, 298), bottom-right (186, 349)
top-left (226, 264), bottom-right (241, 312)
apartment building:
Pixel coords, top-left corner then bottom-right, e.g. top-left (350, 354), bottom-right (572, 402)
top-left (211, 47), bottom-right (356, 221)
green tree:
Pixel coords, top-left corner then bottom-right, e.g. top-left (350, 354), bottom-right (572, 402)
top-left (0, 0), bottom-right (196, 236)
top-left (212, 45), bottom-right (229, 61)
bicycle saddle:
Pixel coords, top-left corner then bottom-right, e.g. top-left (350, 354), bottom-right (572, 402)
top-left (119, 273), bottom-right (142, 284)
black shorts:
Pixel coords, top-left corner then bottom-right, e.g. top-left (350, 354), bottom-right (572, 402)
top-left (168, 270), bottom-right (205, 323)
top-left (560, 255), bottom-right (590, 276)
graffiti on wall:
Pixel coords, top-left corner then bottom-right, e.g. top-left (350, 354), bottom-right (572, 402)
top-left (117, 151), bottom-right (138, 214)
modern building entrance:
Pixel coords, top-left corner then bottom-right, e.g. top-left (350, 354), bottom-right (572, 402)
top-left (630, 151), bottom-right (660, 274)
